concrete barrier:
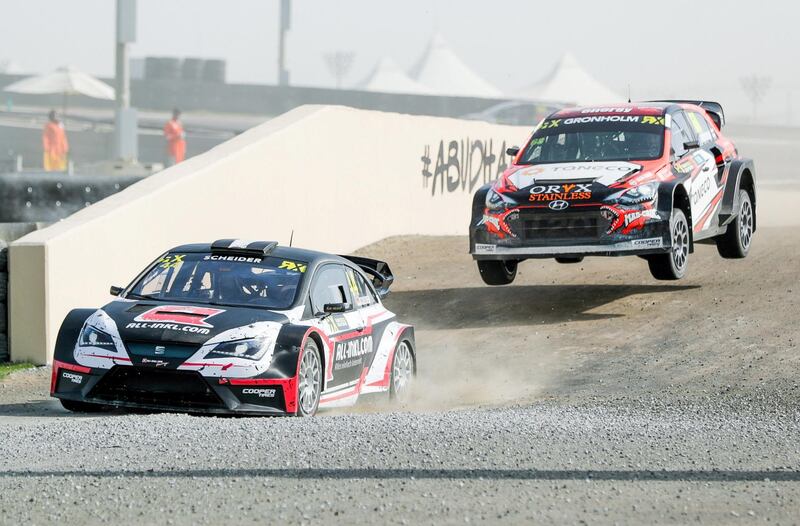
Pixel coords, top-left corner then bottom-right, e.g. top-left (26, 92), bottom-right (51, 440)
top-left (9, 105), bottom-right (528, 364)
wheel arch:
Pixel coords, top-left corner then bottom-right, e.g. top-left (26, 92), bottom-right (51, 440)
top-left (398, 326), bottom-right (417, 375)
top-left (305, 329), bottom-right (326, 385)
top-left (53, 308), bottom-right (96, 363)
top-left (671, 183), bottom-right (694, 252)
top-left (719, 158), bottom-right (756, 230)
top-left (739, 167), bottom-right (756, 232)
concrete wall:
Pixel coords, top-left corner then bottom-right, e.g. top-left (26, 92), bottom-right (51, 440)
top-left (9, 105), bottom-right (528, 363)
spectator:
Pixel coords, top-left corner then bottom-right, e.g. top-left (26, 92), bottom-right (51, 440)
top-left (163, 108), bottom-right (186, 166)
top-left (42, 110), bottom-right (68, 171)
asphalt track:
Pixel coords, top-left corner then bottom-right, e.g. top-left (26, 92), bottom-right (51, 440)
top-left (0, 126), bottom-right (798, 524)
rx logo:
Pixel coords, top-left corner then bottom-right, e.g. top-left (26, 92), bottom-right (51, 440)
top-left (279, 260), bottom-right (307, 273)
top-left (549, 200), bottom-right (570, 210)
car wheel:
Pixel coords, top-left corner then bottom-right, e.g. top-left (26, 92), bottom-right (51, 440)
top-left (555, 256), bottom-right (584, 264)
top-left (716, 189), bottom-right (753, 259)
top-left (648, 208), bottom-right (689, 280)
top-left (390, 340), bottom-right (414, 402)
top-left (296, 339), bottom-right (322, 417)
top-left (59, 399), bottom-right (110, 413)
top-left (477, 259), bottom-right (517, 285)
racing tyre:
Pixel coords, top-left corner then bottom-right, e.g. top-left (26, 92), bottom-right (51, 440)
top-left (648, 208), bottom-right (689, 281)
top-left (555, 256), bottom-right (584, 264)
top-left (477, 260), bottom-right (517, 285)
top-left (390, 340), bottom-right (415, 401)
top-left (296, 339), bottom-right (322, 417)
top-left (59, 399), bottom-right (111, 413)
top-left (716, 189), bottom-right (753, 259)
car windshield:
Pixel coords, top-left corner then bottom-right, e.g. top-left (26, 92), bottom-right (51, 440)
top-left (518, 115), bottom-right (666, 164)
top-left (127, 252), bottom-right (306, 310)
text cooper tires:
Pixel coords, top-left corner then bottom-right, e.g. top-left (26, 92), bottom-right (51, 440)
top-left (716, 189), bottom-right (753, 259)
top-left (477, 259), bottom-right (518, 285)
top-left (296, 338), bottom-right (322, 417)
top-left (648, 208), bottom-right (689, 281)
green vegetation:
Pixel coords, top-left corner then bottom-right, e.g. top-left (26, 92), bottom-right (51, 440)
top-left (0, 362), bottom-right (36, 380)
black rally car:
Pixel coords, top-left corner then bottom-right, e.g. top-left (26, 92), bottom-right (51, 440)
top-left (51, 240), bottom-right (416, 416)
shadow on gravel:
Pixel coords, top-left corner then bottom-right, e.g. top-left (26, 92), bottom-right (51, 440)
top-left (385, 284), bottom-right (699, 329)
top-left (1, 468), bottom-right (797, 482)
top-left (0, 400), bottom-right (121, 418)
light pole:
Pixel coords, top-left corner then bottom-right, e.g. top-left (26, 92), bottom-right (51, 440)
top-left (278, 0), bottom-right (291, 86)
top-left (114, 0), bottom-right (138, 161)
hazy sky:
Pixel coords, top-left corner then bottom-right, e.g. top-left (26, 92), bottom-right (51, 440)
top-left (1, 0), bottom-right (796, 121)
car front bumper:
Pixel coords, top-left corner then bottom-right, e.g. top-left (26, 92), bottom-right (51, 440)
top-left (51, 360), bottom-right (298, 416)
top-left (470, 203), bottom-right (672, 260)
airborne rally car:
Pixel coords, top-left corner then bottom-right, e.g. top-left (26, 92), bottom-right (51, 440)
top-left (51, 240), bottom-right (416, 416)
top-left (470, 101), bottom-right (756, 283)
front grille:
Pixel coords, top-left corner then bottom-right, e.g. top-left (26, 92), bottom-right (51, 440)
top-left (518, 208), bottom-right (607, 244)
top-left (89, 366), bottom-right (224, 409)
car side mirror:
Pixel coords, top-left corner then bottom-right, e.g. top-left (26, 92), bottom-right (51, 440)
top-left (506, 146), bottom-right (520, 157)
top-left (323, 302), bottom-right (350, 314)
top-left (683, 140), bottom-right (699, 150)
top-left (110, 285), bottom-right (123, 296)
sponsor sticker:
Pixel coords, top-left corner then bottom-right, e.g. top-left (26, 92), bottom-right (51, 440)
top-left (159, 254), bottom-right (185, 270)
top-left (141, 358), bottom-right (169, 367)
top-left (474, 243), bottom-right (496, 253)
top-left (62, 371), bottom-right (83, 384)
top-left (203, 254), bottom-right (262, 263)
top-left (242, 388), bottom-right (276, 398)
top-left (624, 209), bottom-right (659, 226)
top-left (278, 260), bottom-right (307, 273)
top-left (134, 305), bottom-right (224, 328)
top-left (580, 107), bottom-right (634, 114)
top-left (632, 237), bottom-right (663, 248)
top-left (529, 183), bottom-right (592, 202)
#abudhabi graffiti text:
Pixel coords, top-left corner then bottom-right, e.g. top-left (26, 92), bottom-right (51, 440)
top-left (421, 138), bottom-right (510, 196)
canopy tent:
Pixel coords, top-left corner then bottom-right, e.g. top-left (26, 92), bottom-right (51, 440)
top-left (3, 66), bottom-right (114, 100)
top-left (516, 53), bottom-right (622, 106)
top-left (356, 57), bottom-right (436, 95)
top-left (409, 34), bottom-right (503, 99)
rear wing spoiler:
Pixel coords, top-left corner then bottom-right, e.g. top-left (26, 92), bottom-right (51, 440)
top-left (340, 255), bottom-right (395, 299)
top-left (648, 100), bottom-right (725, 129)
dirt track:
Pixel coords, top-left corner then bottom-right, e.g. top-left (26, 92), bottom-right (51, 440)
top-left (1, 180), bottom-right (799, 523)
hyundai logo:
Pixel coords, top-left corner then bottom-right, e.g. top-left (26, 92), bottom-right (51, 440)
top-left (549, 200), bottom-right (569, 210)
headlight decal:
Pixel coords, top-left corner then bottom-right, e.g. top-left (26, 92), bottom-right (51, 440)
top-left (196, 321), bottom-right (282, 367)
top-left (205, 336), bottom-right (273, 361)
top-left (79, 325), bottom-right (116, 348)
top-left (617, 182), bottom-right (658, 205)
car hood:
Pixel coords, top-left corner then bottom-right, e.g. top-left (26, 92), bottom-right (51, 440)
top-left (508, 161), bottom-right (643, 186)
top-left (100, 300), bottom-right (291, 346)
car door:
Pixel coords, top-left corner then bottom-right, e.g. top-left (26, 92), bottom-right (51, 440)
top-left (309, 264), bottom-right (370, 389)
top-left (671, 110), bottom-right (717, 232)
top-left (685, 110), bottom-right (724, 232)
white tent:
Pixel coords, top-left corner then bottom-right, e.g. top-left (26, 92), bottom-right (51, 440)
top-left (409, 34), bottom-right (503, 99)
top-left (3, 66), bottom-right (114, 100)
top-left (516, 53), bottom-right (622, 106)
top-left (356, 57), bottom-right (435, 95)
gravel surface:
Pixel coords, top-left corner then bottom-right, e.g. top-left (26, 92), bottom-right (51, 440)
top-left (1, 165), bottom-right (799, 523)
top-left (1, 382), bottom-right (799, 525)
